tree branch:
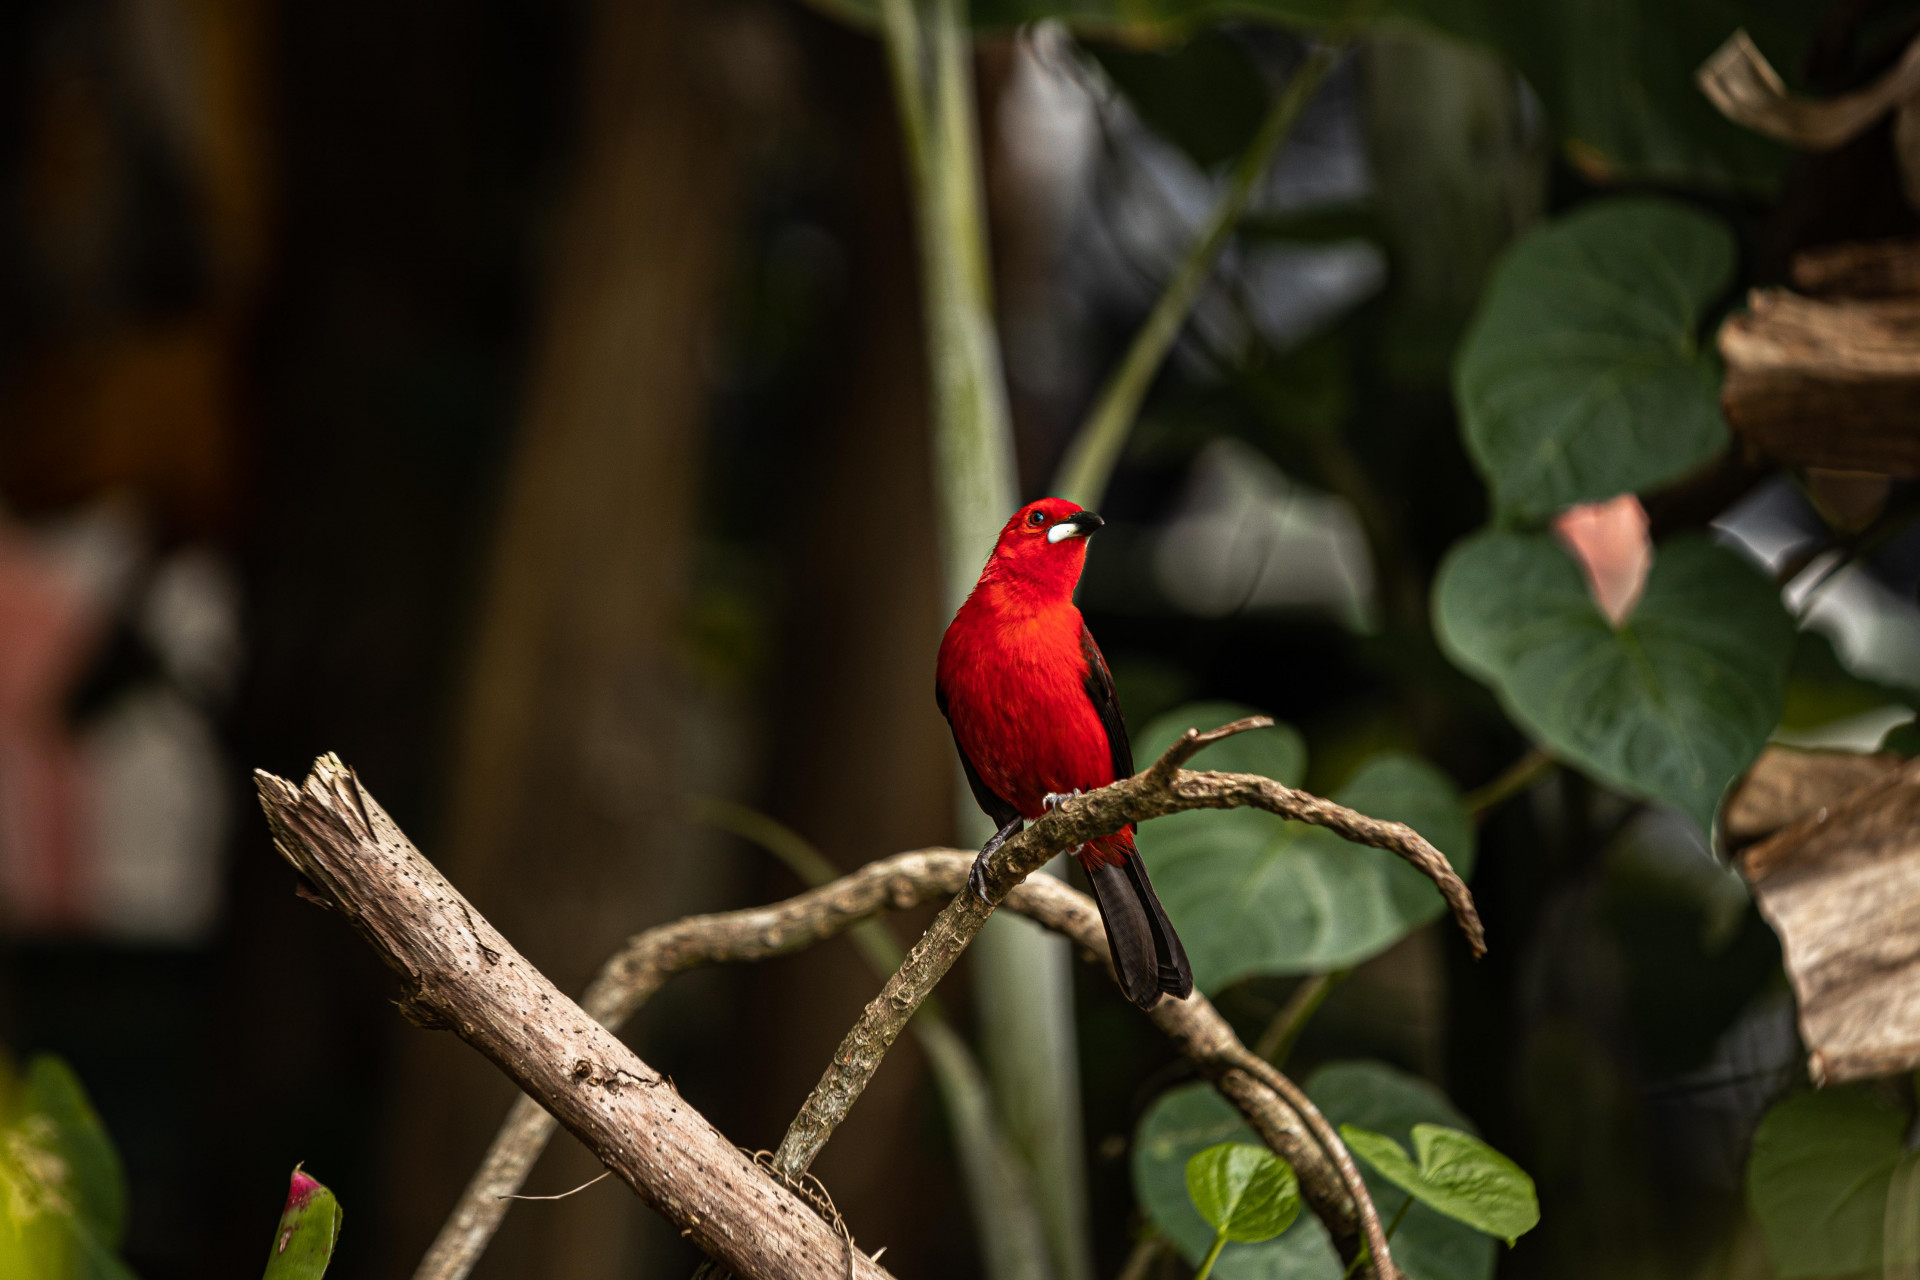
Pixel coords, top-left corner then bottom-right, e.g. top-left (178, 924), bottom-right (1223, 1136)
top-left (415, 849), bottom-right (1398, 1279)
top-left (263, 730), bottom-right (1474, 1280)
top-left (255, 756), bottom-right (894, 1280)
top-left (772, 717), bottom-right (1480, 1181)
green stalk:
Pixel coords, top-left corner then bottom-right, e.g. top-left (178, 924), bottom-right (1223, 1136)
top-left (1052, 44), bottom-right (1341, 511)
top-left (872, 0), bottom-right (1093, 1276)
top-left (1192, 1232), bottom-right (1230, 1280)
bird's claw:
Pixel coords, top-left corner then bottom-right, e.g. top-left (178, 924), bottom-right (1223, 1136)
top-left (968, 851), bottom-right (993, 905)
top-left (1042, 789), bottom-right (1083, 812)
top-left (970, 816), bottom-right (1023, 905)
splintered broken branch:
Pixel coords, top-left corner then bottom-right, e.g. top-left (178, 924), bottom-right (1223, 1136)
top-left (255, 757), bottom-right (894, 1280)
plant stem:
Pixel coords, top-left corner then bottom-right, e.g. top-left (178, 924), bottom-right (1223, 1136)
top-left (1052, 43), bottom-right (1342, 510)
top-left (1253, 970), bottom-right (1348, 1067)
top-left (1465, 748), bottom-right (1554, 819)
top-left (1192, 1233), bottom-right (1230, 1280)
top-left (1383, 1195), bottom-right (1413, 1241)
top-left (1113, 1231), bottom-right (1168, 1280)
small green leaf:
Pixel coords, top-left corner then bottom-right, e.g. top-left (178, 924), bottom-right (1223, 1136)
top-left (1341, 1124), bottom-right (1539, 1245)
top-left (1454, 198), bottom-right (1733, 520)
top-left (263, 1168), bottom-right (344, 1280)
top-left (1434, 530), bottom-right (1792, 833)
top-left (1185, 1143), bottom-right (1301, 1243)
top-left (1748, 1088), bottom-right (1906, 1277)
top-left (1133, 1062), bottom-right (1497, 1280)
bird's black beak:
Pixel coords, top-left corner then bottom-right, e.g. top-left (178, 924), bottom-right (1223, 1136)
top-left (1049, 510), bottom-right (1105, 542)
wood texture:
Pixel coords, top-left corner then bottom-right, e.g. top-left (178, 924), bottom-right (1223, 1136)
top-left (1719, 288), bottom-right (1920, 476)
top-left (1723, 746), bottom-right (1904, 847)
top-left (257, 756), bottom-right (892, 1280)
top-left (1792, 236), bottom-right (1920, 297)
top-left (1740, 758), bottom-right (1920, 1084)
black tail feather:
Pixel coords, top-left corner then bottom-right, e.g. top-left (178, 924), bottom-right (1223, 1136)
top-left (1085, 852), bottom-right (1193, 1009)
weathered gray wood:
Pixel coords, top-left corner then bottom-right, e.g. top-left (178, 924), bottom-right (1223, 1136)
top-left (1740, 759), bottom-right (1920, 1084)
top-left (256, 756), bottom-right (891, 1280)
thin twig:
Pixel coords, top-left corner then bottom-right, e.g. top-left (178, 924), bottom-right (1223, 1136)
top-left (768, 716), bottom-right (1480, 1183)
top-left (499, 1171), bottom-right (612, 1201)
top-left (1114, 1231), bottom-right (1169, 1280)
top-left (1052, 44), bottom-right (1343, 509)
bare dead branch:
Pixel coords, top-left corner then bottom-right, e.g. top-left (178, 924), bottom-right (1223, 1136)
top-left (255, 755), bottom-right (894, 1280)
top-left (417, 850), bottom-right (1393, 1280)
top-left (771, 718), bottom-right (1479, 1215)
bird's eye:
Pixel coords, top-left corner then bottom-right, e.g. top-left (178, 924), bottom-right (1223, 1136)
top-left (1027, 510), bottom-right (1047, 527)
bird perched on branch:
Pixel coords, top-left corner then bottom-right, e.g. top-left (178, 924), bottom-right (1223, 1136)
top-left (936, 497), bottom-right (1193, 1009)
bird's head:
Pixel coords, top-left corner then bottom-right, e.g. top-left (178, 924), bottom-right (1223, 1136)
top-left (982, 497), bottom-right (1105, 601)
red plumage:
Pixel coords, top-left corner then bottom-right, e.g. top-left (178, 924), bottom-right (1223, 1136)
top-left (937, 497), bottom-right (1192, 1008)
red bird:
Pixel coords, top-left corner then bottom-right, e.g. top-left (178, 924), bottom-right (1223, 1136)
top-left (937, 496), bottom-right (1192, 1009)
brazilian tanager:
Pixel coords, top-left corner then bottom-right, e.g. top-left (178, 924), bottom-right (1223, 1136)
top-left (936, 497), bottom-right (1193, 1009)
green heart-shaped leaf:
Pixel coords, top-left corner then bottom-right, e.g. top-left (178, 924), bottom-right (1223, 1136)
top-left (1135, 724), bottom-right (1473, 990)
top-left (1341, 1124), bottom-right (1538, 1246)
top-left (1134, 1061), bottom-right (1496, 1280)
top-left (1186, 1143), bottom-right (1301, 1243)
top-left (1454, 198), bottom-right (1733, 521)
top-left (1435, 529), bottom-right (1791, 833)
top-left (1747, 1088), bottom-right (1906, 1278)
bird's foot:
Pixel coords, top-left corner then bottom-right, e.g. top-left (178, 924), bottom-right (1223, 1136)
top-left (1042, 789), bottom-right (1084, 812)
top-left (969, 815), bottom-right (1024, 905)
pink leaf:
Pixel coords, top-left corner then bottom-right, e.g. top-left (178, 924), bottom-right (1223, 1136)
top-left (1553, 495), bottom-right (1651, 627)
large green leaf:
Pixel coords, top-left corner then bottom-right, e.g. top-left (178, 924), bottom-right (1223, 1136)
top-left (1340, 1125), bottom-right (1538, 1245)
top-left (1454, 199), bottom-right (1733, 521)
top-left (1134, 1062), bottom-right (1495, 1280)
top-left (1135, 713), bottom-right (1473, 990)
top-left (1434, 530), bottom-right (1792, 833)
top-left (1187, 1143), bottom-right (1302, 1242)
top-left (1747, 1088), bottom-right (1907, 1278)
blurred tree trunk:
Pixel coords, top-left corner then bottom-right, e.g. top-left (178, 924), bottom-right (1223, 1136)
top-left (376, 0), bottom-right (749, 1273)
top-left (751, 26), bottom-right (972, 1273)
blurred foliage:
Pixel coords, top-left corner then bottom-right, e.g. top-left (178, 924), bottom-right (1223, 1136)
top-left (1453, 200), bottom-right (1734, 522)
top-left (1746, 1087), bottom-right (1910, 1277)
top-left (0, 1056), bottom-right (136, 1280)
top-left (1436, 532), bottom-right (1793, 833)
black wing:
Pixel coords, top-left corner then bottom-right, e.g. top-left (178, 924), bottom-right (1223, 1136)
top-left (936, 679), bottom-right (1021, 829)
top-left (1080, 624), bottom-right (1133, 782)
